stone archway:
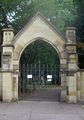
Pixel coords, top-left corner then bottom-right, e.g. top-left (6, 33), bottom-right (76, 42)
top-left (19, 39), bottom-right (61, 101)
top-left (1, 12), bottom-right (78, 103)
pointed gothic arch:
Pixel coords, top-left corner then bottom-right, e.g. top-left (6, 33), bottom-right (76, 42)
top-left (1, 12), bottom-right (78, 103)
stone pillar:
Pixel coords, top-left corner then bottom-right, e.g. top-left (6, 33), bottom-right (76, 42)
top-left (60, 59), bottom-right (67, 102)
top-left (13, 62), bottom-right (19, 101)
top-left (60, 69), bottom-right (67, 101)
top-left (66, 27), bottom-right (77, 103)
top-left (0, 70), bottom-right (2, 100)
top-left (2, 27), bottom-right (14, 102)
top-left (77, 71), bottom-right (80, 102)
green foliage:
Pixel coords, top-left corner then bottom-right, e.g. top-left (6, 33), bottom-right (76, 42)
top-left (0, 0), bottom-right (35, 33)
top-left (0, 0), bottom-right (76, 34)
top-left (20, 40), bottom-right (60, 65)
top-left (74, 0), bottom-right (84, 68)
top-left (33, 0), bottom-right (75, 32)
top-left (74, 0), bottom-right (84, 42)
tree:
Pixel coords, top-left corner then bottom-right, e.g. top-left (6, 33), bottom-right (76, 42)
top-left (0, 0), bottom-right (76, 34)
top-left (74, 0), bottom-right (84, 42)
top-left (33, 0), bottom-right (75, 32)
top-left (20, 40), bottom-right (60, 65)
top-left (74, 0), bottom-right (84, 68)
top-left (0, 0), bottom-right (35, 33)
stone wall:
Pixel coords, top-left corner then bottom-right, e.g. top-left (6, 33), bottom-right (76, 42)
top-left (0, 69), bottom-right (2, 100)
top-left (80, 70), bottom-right (84, 101)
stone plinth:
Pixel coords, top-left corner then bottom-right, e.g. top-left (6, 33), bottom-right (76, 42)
top-left (2, 71), bottom-right (13, 102)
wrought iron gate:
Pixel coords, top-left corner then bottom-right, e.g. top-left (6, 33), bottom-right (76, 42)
top-left (19, 63), bottom-right (61, 101)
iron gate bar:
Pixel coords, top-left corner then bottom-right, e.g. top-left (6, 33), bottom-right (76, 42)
top-left (19, 63), bottom-right (61, 101)
top-left (38, 61), bottom-right (40, 101)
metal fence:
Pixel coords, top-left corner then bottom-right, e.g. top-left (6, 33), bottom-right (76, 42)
top-left (19, 63), bottom-right (61, 101)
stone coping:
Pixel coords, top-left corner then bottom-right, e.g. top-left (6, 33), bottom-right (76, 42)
top-left (2, 28), bottom-right (13, 31)
top-left (60, 69), bottom-right (78, 73)
top-left (65, 27), bottom-right (76, 30)
top-left (2, 44), bottom-right (14, 48)
top-left (65, 43), bottom-right (77, 46)
top-left (0, 69), bottom-right (13, 73)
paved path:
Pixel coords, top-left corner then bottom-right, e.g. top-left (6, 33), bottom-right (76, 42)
top-left (0, 101), bottom-right (84, 120)
top-left (21, 88), bottom-right (61, 101)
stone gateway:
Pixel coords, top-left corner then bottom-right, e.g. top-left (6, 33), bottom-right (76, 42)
top-left (0, 12), bottom-right (84, 103)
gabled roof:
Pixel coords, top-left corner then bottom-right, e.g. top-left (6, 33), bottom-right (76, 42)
top-left (13, 12), bottom-right (65, 42)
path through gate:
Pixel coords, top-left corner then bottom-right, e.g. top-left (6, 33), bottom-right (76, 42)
top-left (19, 63), bottom-right (61, 101)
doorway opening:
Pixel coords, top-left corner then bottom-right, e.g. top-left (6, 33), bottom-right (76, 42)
top-left (19, 39), bottom-right (61, 101)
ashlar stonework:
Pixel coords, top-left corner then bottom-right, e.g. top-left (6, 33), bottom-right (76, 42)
top-left (0, 12), bottom-right (84, 103)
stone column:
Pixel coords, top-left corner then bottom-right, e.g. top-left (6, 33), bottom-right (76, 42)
top-left (13, 62), bottom-right (19, 101)
top-left (60, 69), bottom-right (67, 101)
top-left (77, 71), bottom-right (80, 102)
top-left (2, 27), bottom-right (14, 102)
top-left (0, 70), bottom-right (2, 100)
top-left (60, 58), bottom-right (67, 102)
top-left (66, 27), bottom-right (78, 103)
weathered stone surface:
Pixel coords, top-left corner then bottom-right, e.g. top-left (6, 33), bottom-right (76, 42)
top-left (80, 71), bottom-right (84, 101)
top-left (13, 14), bottom-right (65, 60)
top-left (13, 74), bottom-right (18, 100)
top-left (1, 12), bottom-right (83, 103)
top-left (3, 28), bottom-right (14, 43)
top-left (0, 70), bottom-right (2, 100)
top-left (2, 72), bottom-right (13, 102)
